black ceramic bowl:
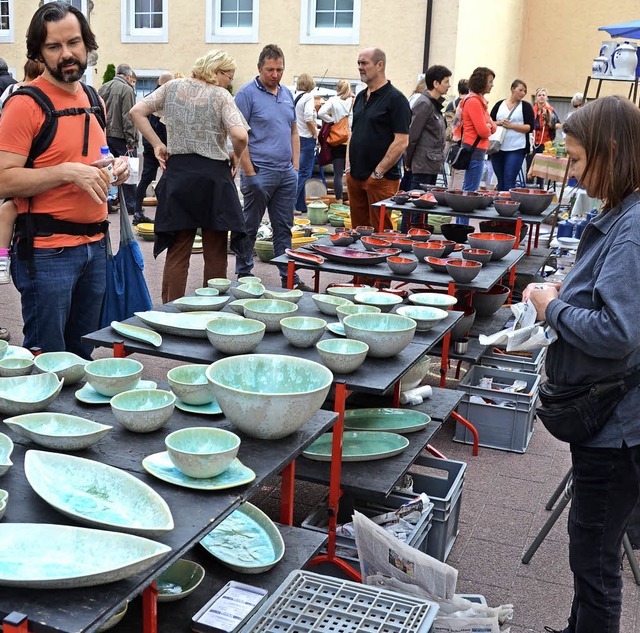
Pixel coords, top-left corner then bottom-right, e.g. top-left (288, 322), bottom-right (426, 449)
top-left (440, 223), bottom-right (475, 244)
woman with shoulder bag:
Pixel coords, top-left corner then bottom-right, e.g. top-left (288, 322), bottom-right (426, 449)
top-left (524, 96), bottom-right (640, 633)
top-left (489, 79), bottom-right (534, 192)
top-left (318, 79), bottom-right (353, 204)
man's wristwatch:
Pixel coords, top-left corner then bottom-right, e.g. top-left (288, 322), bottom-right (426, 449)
top-left (372, 170), bottom-right (384, 180)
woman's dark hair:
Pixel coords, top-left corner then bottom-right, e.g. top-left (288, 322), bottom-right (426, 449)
top-left (457, 79), bottom-right (469, 95)
top-left (424, 65), bottom-right (451, 90)
top-left (511, 79), bottom-right (527, 92)
top-left (26, 1), bottom-right (97, 62)
top-left (468, 67), bottom-right (495, 94)
top-left (563, 96), bottom-right (640, 211)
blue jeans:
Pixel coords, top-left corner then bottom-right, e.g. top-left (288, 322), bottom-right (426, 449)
top-left (234, 166), bottom-right (299, 282)
top-left (11, 239), bottom-right (107, 359)
top-left (561, 443), bottom-right (640, 633)
top-left (490, 148), bottom-right (526, 192)
top-left (295, 136), bottom-right (317, 212)
top-left (400, 173), bottom-right (437, 233)
top-left (462, 157), bottom-right (485, 192)
top-left (107, 136), bottom-right (136, 215)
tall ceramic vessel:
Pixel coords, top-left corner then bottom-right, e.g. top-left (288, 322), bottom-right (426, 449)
top-left (611, 42), bottom-right (637, 79)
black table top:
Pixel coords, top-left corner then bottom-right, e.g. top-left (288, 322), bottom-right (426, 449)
top-left (0, 384), bottom-right (337, 633)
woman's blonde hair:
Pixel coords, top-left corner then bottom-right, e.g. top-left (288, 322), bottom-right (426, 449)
top-left (336, 79), bottom-right (351, 99)
top-left (191, 50), bottom-right (236, 85)
top-left (296, 73), bottom-right (316, 93)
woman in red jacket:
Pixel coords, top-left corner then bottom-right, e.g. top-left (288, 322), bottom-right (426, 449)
top-left (527, 87), bottom-right (561, 185)
top-left (459, 67), bottom-right (497, 192)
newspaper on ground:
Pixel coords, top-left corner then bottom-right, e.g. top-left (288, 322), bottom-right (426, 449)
top-left (353, 511), bottom-right (514, 633)
top-left (478, 300), bottom-right (557, 352)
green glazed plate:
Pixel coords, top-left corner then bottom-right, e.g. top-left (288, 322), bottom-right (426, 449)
top-left (303, 431), bottom-right (409, 462)
top-left (111, 321), bottom-right (162, 348)
top-left (344, 408), bottom-right (431, 434)
top-left (175, 398), bottom-right (222, 416)
top-left (326, 322), bottom-right (346, 337)
top-left (142, 452), bottom-right (255, 491)
top-left (75, 380), bottom-right (157, 405)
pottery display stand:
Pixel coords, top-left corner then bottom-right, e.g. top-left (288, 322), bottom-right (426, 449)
top-left (582, 74), bottom-right (639, 105)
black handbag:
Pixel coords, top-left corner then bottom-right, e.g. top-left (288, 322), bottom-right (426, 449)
top-left (537, 368), bottom-right (640, 443)
top-left (447, 136), bottom-right (481, 170)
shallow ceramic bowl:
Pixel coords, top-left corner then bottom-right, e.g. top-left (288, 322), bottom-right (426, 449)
top-left (0, 373), bottom-right (64, 416)
top-left (243, 299), bottom-right (298, 332)
top-left (206, 354), bottom-right (333, 440)
top-left (0, 340), bottom-right (7, 359)
top-left (0, 358), bottom-right (34, 377)
top-left (97, 602), bottom-right (128, 631)
top-left (406, 228), bottom-right (432, 242)
top-left (326, 285), bottom-right (376, 301)
top-left (280, 316), bottom-right (327, 348)
top-left (194, 287), bottom-right (219, 297)
top-left (336, 304), bottom-right (382, 322)
top-left (4, 412), bottom-right (112, 450)
top-left (206, 318), bottom-right (266, 354)
top-left (471, 284), bottom-right (510, 316)
top-left (165, 427), bottom-right (240, 479)
top-left (387, 256), bottom-right (418, 275)
top-left (237, 276), bottom-right (262, 284)
top-left (509, 188), bottom-right (554, 215)
top-left (388, 238), bottom-right (413, 252)
top-left (316, 339), bottom-right (369, 374)
top-left (207, 278), bottom-right (232, 293)
top-left (429, 239), bottom-right (456, 257)
top-left (399, 356), bottom-right (431, 391)
top-left (311, 293), bottom-right (353, 316)
top-left (166, 364), bottom-right (216, 406)
top-left (173, 296), bottom-right (230, 312)
top-left (430, 188), bottom-right (448, 205)
top-left (440, 223), bottom-right (475, 244)
top-left (408, 292), bottom-right (458, 309)
top-left (110, 389), bottom-right (176, 433)
top-left (156, 559), bottom-right (205, 603)
top-left (494, 200), bottom-right (521, 216)
top-left (0, 433), bottom-right (13, 477)
top-left (33, 352), bottom-right (87, 385)
top-left (413, 241), bottom-right (445, 259)
top-left (84, 358), bottom-right (143, 397)
top-left (329, 233), bottom-right (354, 247)
top-left (462, 248), bottom-right (493, 265)
top-left (467, 232), bottom-right (516, 260)
top-left (396, 305), bottom-right (449, 332)
top-left (355, 225), bottom-right (375, 236)
top-left (0, 489), bottom-right (7, 520)
top-left (354, 291), bottom-right (403, 313)
top-left (342, 313), bottom-right (417, 358)
top-left (444, 190), bottom-right (484, 213)
top-left (231, 282), bottom-right (265, 300)
top-left (263, 289), bottom-right (304, 303)
top-left (228, 298), bottom-right (252, 314)
top-left (411, 195), bottom-right (438, 209)
top-left (361, 236), bottom-right (392, 252)
top-left (446, 259), bottom-right (482, 283)
top-left (424, 257), bottom-right (452, 274)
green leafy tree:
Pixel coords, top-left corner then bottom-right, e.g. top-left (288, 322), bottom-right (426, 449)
top-left (102, 63), bottom-right (115, 85)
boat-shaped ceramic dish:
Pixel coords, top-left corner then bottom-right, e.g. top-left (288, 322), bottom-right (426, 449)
top-left (344, 408), bottom-right (431, 434)
top-left (0, 433), bottom-right (11, 477)
top-left (200, 502), bottom-right (284, 573)
top-left (111, 321), bottom-right (162, 347)
top-left (0, 523), bottom-right (171, 588)
top-left (32, 351), bottom-right (88, 385)
top-left (172, 296), bottom-right (230, 312)
top-left (311, 244), bottom-right (391, 265)
top-left (24, 450), bottom-right (174, 536)
top-left (0, 372), bottom-right (64, 416)
top-left (303, 431), bottom-right (409, 462)
top-left (285, 248), bottom-right (324, 265)
top-left (0, 489), bottom-right (7, 520)
top-left (4, 412), bottom-right (112, 450)
top-left (134, 311), bottom-right (241, 338)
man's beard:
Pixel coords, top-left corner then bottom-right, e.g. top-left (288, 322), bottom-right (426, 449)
top-left (44, 56), bottom-right (88, 83)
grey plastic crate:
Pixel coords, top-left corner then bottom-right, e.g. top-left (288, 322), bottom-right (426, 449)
top-left (480, 346), bottom-right (546, 374)
top-left (458, 365), bottom-right (541, 406)
top-left (240, 570), bottom-right (440, 633)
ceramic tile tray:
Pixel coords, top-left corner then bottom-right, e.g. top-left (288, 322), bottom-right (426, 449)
top-left (240, 570), bottom-right (438, 632)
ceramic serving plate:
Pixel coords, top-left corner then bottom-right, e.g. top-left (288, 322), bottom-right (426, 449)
top-left (174, 398), bottom-right (222, 415)
top-left (142, 452), bottom-right (255, 491)
top-left (285, 248), bottom-right (324, 265)
top-left (303, 431), bottom-right (410, 462)
top-left (134, 310), bottom-right (241, 338)
top-left (25, 450), bottom-right (174, 536)
top-left (0, 433), bottom-right (13, 477)
top-left (325, 322), bottom-right (346, 337)
top-left (311, 244), bottom-right (392, 265)
top-left (344, 408), bottom-right (431, 434)
top-left (0, 372), bottom-right (64, 416)
top-left (172, 296), bottom-right (230, 312)
top-left (0, 523), bottom-right (171, 588)
top-left (4, 412), bottom-right (112, 450)
top-left (75, 380), bottom-right (157, 405)
top-left (200, 502), bottom-right (284, 573)
top-left (111, 321), bottom-right (162, 347)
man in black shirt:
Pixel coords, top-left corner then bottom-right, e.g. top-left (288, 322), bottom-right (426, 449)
top-left (346, 48), bottom-right (410, 230)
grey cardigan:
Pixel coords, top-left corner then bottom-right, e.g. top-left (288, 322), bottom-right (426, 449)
top-left (404, 91), bottom-right (446, 176)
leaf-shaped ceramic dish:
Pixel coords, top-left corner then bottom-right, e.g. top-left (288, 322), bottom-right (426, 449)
top-left (142, 452), bottom-right (255, 491)
top-left (4, 412), bottom-right (112, 450)
top-left (344, 408), bottom-right (431, 434)
top-left (3, 345), bottom-right (34, 360)
top-left (0, 372), bottom-right (64, 416)
top-left (200, 502), bottom-right (284, 573)
top-left (24, 450), bottom-right (174, 536)
top-left (134, 311), bottom-right (241, 338)
top-left (0, 433), bottom-right (12, 477)
top-left (111, 321), bottom-right (162, 347)
top-left (0, 489), bottom-right (7, 520)
top-left (285, 248), bottom-right (325, 265)
top-left (311, 244), bottom-right (393, 265)
top-left (302, 431), bottom-right (410, 462)
top-left (32, 352), bottom-right (88, 385)
top-left (0, 523), bottom-right (171, 588)
top-left (173, 296), bottom-right (230, 312)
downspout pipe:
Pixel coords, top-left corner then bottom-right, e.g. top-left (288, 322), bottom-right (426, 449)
top-left (422, 0), bottom-right (433, 71)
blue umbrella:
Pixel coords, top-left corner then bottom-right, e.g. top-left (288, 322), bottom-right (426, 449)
top-left (599, 20), bottom-right (640, 39)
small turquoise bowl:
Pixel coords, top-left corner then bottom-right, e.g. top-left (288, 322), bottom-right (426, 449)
top-left (156, 559), bottom-right (205, 602)
top-left (335, 303), bottom-right (381, 323)
top-left (280, 316), bottom-right (327, 348)
top-left (0, 358), bottom-right (34, 377)
top-left (110, 389), bottom-right (176, 433)
top-left (243, 299), bottom-right (298, 332)
top-left (85, 358), bottom-right (143, 397)
top-left (167, 364), bottom-right (216, 406)
top-left (206, 318), bottom-right (266, 354)
top-left (207, 278), bottom-right (231, 294)
top-left (316, 338), bottom-right (369, 374)
top-left (194, 287), bottom-right (220, 297)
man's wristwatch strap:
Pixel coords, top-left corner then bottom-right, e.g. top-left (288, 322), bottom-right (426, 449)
top-left (373, 170), bottom-right (384, 179)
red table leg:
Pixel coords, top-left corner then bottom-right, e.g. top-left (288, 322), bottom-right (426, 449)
top-left (3, 613), bottom-right (29, 633)
top-left (378, 203), bottom-right (387, 232)
top-left (526, 222), bottom-right (534, 255)
top-left (514, 218), bottom-right (523, 251)
top-left (113, 340), bottom-right (127, 358)
top-left (534, 223), bottom-right (541, 248)
top-left (439, 282), bottom-right (456, 388)
top-left (451, 411), bottom-right (479, 456)
top-left (286, 261), bottom-right (296, 290)
top-left (506, 263), bottom-right (517, 305)
top-left (393, 380), bottom-right (401, 407)
top-left (142, 582), bottom-right (158, 633)
top-left (280, 461), bottom-right (295, 526)
top-left (426, 444), bottom-right (448, 459)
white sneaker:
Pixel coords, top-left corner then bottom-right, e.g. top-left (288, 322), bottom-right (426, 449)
top-left (0, 257), bottom-right (10, 284)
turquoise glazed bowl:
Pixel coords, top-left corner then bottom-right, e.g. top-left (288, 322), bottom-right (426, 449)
top-left (205, 318), bottom-right (266, 354)
top-left (33, 351), bottom-right (87, 385)
top-left (231, 282), bottom-right (265, 300)
top-left (336, 303), bottom-right (382, 322)
top-left (316, 338), bottom-right (369, 374)
top-left (165, 427), bottom-right (240, 479)
top-left (243, 299), bottom-right (298, 332)
top-left (206, 278), bottom-right (231, 294)
top-left (353, 291), bottom-right (403, 313)
top-left (84, 358), bottom-right (143, 397)
top-left (166, 364), bottom-right (216, 406)
top-left (0, 373), bottom-right (63, 416)
top-left (194, 287), bottom-right (220, 297)
top-left (342, 313), bottom-right (417, 358)
top-left (110, 389), bottom-right (176, 433)
top-left (311, 294), bottom-right (353, 316)
top-left (280, 316), bottom-right (327, 348)
top-left (396, 305), bottom-right (449, 332)
top-left (156, 559), bottom-right (205, 602)
top-left (0, 358), bottom-right (34, 377)
top-left (206, 354), bottom-right (333, 439)
top-left (0, 340), bottom-right (7, 359)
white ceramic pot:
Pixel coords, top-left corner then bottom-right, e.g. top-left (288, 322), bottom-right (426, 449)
top-left (611, 42), bottom-right (637, 79)
top-left (599, 41), bottom-right (617, 75)
top-left (592, 55), bottom-right (609, 78)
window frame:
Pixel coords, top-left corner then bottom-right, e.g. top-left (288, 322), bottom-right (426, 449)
top-left (0, 0), bottom-right (14, 43)
top-left (206, 0), bottom-right (259, 44)
top-left (300, 0), bottom-right (360, 45)
top-left (121, 0), bottom-right (168, 44)
top-left (44, 0), bottom-right (89, 15)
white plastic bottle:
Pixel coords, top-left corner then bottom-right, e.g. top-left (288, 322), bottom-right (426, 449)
top-left (92, 145), bottom-right (118, 201)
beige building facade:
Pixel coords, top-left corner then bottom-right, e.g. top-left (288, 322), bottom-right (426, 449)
top-left (1, 0), bottom-right (639, 111)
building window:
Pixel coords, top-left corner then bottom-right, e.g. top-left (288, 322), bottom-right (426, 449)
top-left (300, 0), bottom-right (360, 45)
top-left (206, 0), bottom-right (259, 43)
top-left (121, 0), bottom-right (168, 43)
top-left (0, 0), bottom-right (13, 43)
top-left (44, 0), bottom-right (88, 14)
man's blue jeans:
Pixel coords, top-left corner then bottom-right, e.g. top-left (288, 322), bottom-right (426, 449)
top-left (234, 166), bottom-right (298, 282)
top-left (11, 239), bottom-right (107, 359)
top-left (295, 136), bottom-right (317, 212)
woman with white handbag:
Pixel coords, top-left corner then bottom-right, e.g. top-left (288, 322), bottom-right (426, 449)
top-left (489, 79), bottom-right (535, 192)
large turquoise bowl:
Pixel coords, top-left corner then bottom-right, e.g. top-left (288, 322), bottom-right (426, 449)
top-left (206, 354), bottom-right (333, 439)
top-left (84, 358), bottom-right (143, 397)
top-left (342, 313), bottom-right (417, 358)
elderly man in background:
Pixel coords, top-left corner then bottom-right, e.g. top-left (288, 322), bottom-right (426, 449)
top-left (346, 47), bottom-right (410, 231)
